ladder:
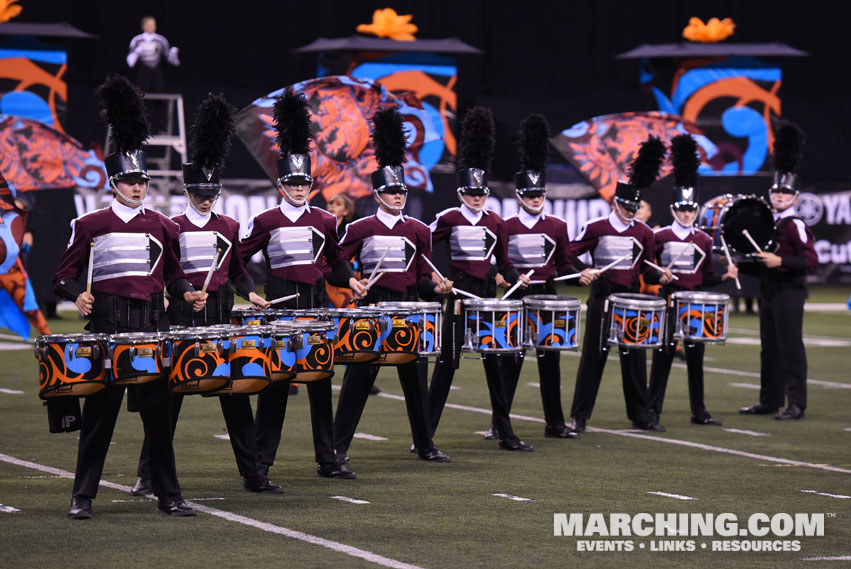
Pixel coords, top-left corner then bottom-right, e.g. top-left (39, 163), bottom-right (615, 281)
top-left (143, 93), bottom-right (187, 178)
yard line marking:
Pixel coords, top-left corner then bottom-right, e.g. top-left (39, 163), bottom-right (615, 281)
top-left (801, 490), bottom-right (851, 499)
top-left (0, 504), bottom-right (21, 513)
top-left (672, 363), bottom-right (851, 390)
top-left (473, 431), bottom-right (490, 436)
top-left (331, 384), bottom-right (341, 391)
top-left (449, 386), bottom-right (461, 390)
top-left (0, 453), bottom-right (425, 569)
top-left (331, 496), bottom-right (370, 505)
top-left (724, 428), bottom-right (770, 437)
top-left (0, 343), bottom-right (31, 351)
top-left (728, 382), bottom-right (760, 390)
top-left (0, 333), bottom-right (26, 341)
top-left (647, 491), bottom-right (697, 501)
top-left (844, 428), bottom-right (851, 432)
top-left (802, 556), bottom-right (851, 561)
top-left (492, 493), bottom-right (533, 502)
top-left (0, 388), bottom-right (24, 394)
top-left (213, 434), bottom-right (231, 441)
top-left (726, 337), bottom-right (851, 348)
top-left (527, 382), bottom-right (540, 388)
top-left (354, 433), bottom-right (388, 441)
top-left (111, 497), bottom-right (226, 503)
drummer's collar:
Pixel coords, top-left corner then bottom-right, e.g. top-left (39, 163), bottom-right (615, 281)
top-left (608, 210), bottom-right (632, 232)
top-left (111, 199), bottom-right (145, 223)
top-left (672, 220), bottom-right (694, 239)
top-left (280, 199), bottom-right (309, 223)
top-left (459, 202), bottom-right (486, 225)
top-left (774, 206), bottom-right (797, 221)
top-left (376, 206), bottom-right (404, 229)
top-left (518, 207), bottom-right (544, 229)
top-left (184, 205), bottom-right (212, 228)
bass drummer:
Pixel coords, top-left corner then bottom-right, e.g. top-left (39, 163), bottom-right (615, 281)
top-left (240, 90), bottom-right (364, 480)
top-left (568, 136), bottom-right (670, 433)
top-left (131, 94), bottom-right (282, 497)
top-left (647, 135), bottom-right (738, 430)
top-left (52, 75), bottom-right (205, 519)
top-left (494, 114), bottom-right (595, 441)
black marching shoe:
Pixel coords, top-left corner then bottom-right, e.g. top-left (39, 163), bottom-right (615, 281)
top-left (69, 496), bottom-right (92, 520)
top-left (691, 412), bottom-right (722, 426)
top-left (317, 463), bottom-right (358, 479)
top-left (498, 438), bottom-right (534, 452)
top-left (418, 447), bottom-right (451, 462)
top-left (258, 463), bottom-right (270, 478)
top-left (648, 410), bottom-right (666, 432)
top-left (244, 478), bottom-right (285, 493)
top-left (775, 405), bottom-right (805, 420)
top-left (157, 497), bottom-right (196, 516)
top-left (130, 477), bottom-right (153, 496)
top-left (545, 424), bottom-right (580, 439)
top-left (739, 403), bottom-right (778, 415)
top-left (632, 420), bottom-right (666, 432)
top-left (570, 417), bottom-right (586, 433)
top-left (335, 451), bottom-right (351, 465)
top-left (482, 424), bottom-right (499, 440)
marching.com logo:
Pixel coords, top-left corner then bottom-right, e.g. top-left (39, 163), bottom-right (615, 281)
top-left (554, 512), bottom-right (827, 552)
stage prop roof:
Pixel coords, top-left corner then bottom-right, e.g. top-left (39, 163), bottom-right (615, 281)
top-left (617, 42), bottom-right (808, 59)
top-left (295, 36), bottom-right (481, 54)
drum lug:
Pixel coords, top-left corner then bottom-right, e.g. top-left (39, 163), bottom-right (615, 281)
top-left (129, 346), bottom-right (136, 360)
top-left (293, 334), bottom-right (304, 351)
top-left (194, 341), bottom-right (200, 358)
top-left (462, 328), bottom-right (474, 351)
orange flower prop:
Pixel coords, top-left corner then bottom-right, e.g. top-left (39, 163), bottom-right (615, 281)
top-left (356, 8), bottom-right (418, 41)
top-left (682, 17), bottom-right (735, 43)
top-left (1, 0), bottom-right (23, 22)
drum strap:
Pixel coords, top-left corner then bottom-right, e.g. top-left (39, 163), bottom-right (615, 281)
top-left (91, 293), bottom-right (165, 332)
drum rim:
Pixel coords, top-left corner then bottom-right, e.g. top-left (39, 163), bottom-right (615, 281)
top-left (522, 294), bottom-right (582, 309)
top-left (230, 325), bottom-right (273, 335)
top-left (377, 301), bottom-right (442, 310)
top-left (284, 320), bottom-right (334, 331)
top-left (168, 328), bottom-right (227, 339)
top-left (462, 299), bottom-right (524, 309)
top-left (608, 293), bottom-right (667, 309)
top-left (37, 333), bottom-right (109, 342)
top-left (326, 308), bottom-right (380, 317)
top-left (109, 331), bottom-right (163, 341)
top-left (670, 291), bottom-right (731, 302)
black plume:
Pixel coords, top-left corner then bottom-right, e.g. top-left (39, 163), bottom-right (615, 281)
top-left (773, 121), bottom-right (805, 174)
top-left (189, 93), bottom-right (236, 171)
top-left (459, 106), bottom-right (495, 171)
top-left (273, 89), bottom-right (312, 156)
top-left (518, 114), bottom-right (550, 173)
top-left (372, 107), bottom-right (408, 167)
top-left (628, 136), bottom-right (666, 189)
top-left (670, 134), bottom-right (699, 188)
top-left (96, 74), bottom-right (150, 154)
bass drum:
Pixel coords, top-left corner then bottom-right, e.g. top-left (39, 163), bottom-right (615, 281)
top-left (698, 194), bottom-right (774, 255)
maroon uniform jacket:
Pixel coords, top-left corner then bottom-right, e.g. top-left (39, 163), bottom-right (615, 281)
top-left (569, 211), bottom-right (657, 288)
top-left (53, 205), bottom-right (188, 302)
top-left (503, 212), bottom-right (577, 281)
top-left (430, 206), bottom-right (516, 281)
top-left (652, 224), bottom-right (715, 291)
top-left (172, 212), bottom-right (252, 296)
top-left (241, 205), bottom-right (346, 286)
top-left (339, 213), bottom-right (432, 294)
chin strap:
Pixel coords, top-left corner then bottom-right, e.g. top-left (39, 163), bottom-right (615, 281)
top-left (184, 190), bottom-right (218, 216)
top-left (278, 182), bottom-right (309, 207)
top-left (111, 180), bottom-right (146, 206)
top-left (669, 205), bottom-right (696, 228)
top-left (374, 189), bottom-right (407, 211)
top-left (516, 190), bottom-right (544, 215)
top-left (613, 200), bottom-right (634, 224)
top-left (458, 190), bottom-right (484, 213)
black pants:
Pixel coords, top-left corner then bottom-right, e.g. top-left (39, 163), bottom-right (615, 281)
top-left (137, 298), bottom-right (266, 484)
top-left (758, 288), bottom-right (807, 410)
top-left (254, 279), bottom-right (337, 469)
top-left (501, 349), bottom-right (566, 429)
top-left (427, 273), bottom-right (521, 443)
top-left (569, 285), bottom-right (651, 424)
top-left (73, 315), bottom-right (181, 500)
top-left (648, 341), bottom-right (707, 417)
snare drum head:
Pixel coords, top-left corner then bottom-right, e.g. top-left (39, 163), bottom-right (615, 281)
top-left (110, 332), bottom-right (162, 343)
top-left (670, 291), bottom-right (730, 304)
top-left (462, 299), bottom-right (524, 311)
top-left (522, 295), bottom-right (581, 310)
top-left (607, 293), bottom-right (666, 310)
top-left (720, 196), bottom-right (774, 254)
top-left (377, 301), bottom-right (441, 312)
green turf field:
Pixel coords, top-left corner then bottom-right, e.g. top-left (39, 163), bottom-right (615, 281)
top-left (1, 290), bottom-right (849, 569)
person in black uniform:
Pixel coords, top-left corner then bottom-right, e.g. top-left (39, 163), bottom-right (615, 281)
top-left (738, 122), bottom-right (818, 420)
top-left (52, 75), bottom-right (205, 519)
top-left (131, 93), bottom-right (282, 496)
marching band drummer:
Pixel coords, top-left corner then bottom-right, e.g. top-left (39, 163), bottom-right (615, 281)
top-left (568, 136), bottom-right (670, 433)
top-left (738, 122), bottom-right (817, 421)
top-left (240, 90), bottom-right (364, 480)
top-left (495, 114), bottom-right (596, 441)
top-left (333, 106), bottom-right (452, 464)
top-left (647, 135), bottom-right (738, 429)
top-left (426, 107), bottom-right (532, 452)
top-left (132, 94), bottom-right (283, 497)
top-left (52, 75), bottom-right (205, 519)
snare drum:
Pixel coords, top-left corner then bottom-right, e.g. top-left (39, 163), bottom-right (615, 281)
top-left (605, 293), bottom-right (666, 349)
top-left (698, 194), bottom-right (775, 254)
top-left (109, 332), bottom-right (165, 385)
top-left (217, 325), bottom-right (272, 394)
top-left (268, 322), bottom-right (297, 381)
top-left (288, 321), bottom-right (335, 381)
top-left (230, 307), bottom-right (281, 326)
top-left (462, 299), bottom-right (524, 353)
top-left (670, 291), bottom-right (730, 343)
top-left (373, 306), bottom-right (419, 365)
top-left (276, 309), bottom-right (327, 322)
top-left (377, 301), bottom-right (442, 356)
top-left (327, 308), bottom-right (380, 364)
top-left (523, 295), bottom-right (581, 351)
top-left (167, 327), bottom-right (229, 394)
top-left (34, 333), bottom-right (109, 398)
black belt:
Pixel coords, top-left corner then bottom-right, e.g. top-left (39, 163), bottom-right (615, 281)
top-left (90, 293), bottom-right (164, 332)
top-left (265, 275), bottom-right (325, 309)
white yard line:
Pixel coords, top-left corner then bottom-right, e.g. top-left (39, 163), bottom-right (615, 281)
top-left (674, 363), bottom-right (851, 390)
top-left (213, 434), bottom-right (231, 440)
top-left (0, 504), bottom-right (22, 513)
top-left (0, 453), bottom-right (425, 569)
top-left (728, 382), bottom-right (760, 390)
top-left (723, 428), bottom-right (769, 437)
top-left (492, 493), bottom-right (533, 502)
top-left (801, 490), bottom-right (850, 499)
top-left (0, 388), bottom-right (24, 394)
top-left (331, 496), bottom-right (370, 505)
top-left (353, 433), bottom-right (388, 441)
top-left (802, 556), bottom-right (851, 561)
top-left (647, 491), bottom-right (697, 500)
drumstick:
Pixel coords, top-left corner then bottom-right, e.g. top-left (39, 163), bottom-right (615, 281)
top-left (643, 259), bottom-right (679, 281)
top-left (594, 252), bottom-right (633, 275)
top-left (85, 241), bottom-right (94, 296)
top-left (421, 254), bottom-right (481, 299)
top-left (502, 269), bottom-right (535, 300)
top-left (200, 248), bottom-right (221, 294)
top-left (741, 229), bottom-right (762, 253)
top-left (553, 272), bottom-right (582, 282)
top-left (665, 244), bottom-right (691, 270)
top-left (369, 246), bottom-right (391, 281)
top-left (266, 292), bottom-right (301, 306)
top-left (719, 234), bottom-right (742, 291)
top-left (348, 270), bottom-right (386, 304)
